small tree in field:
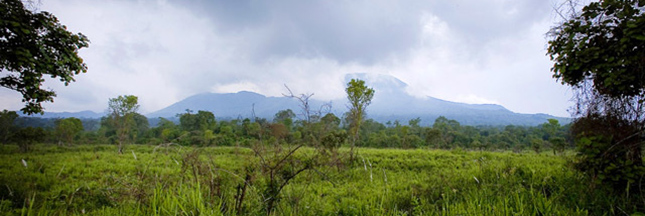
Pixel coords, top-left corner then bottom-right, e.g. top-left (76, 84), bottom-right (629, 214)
top-left (107, 95), bottom-right (140, 154)
top-left (346, 79), bottom-right (374, 161)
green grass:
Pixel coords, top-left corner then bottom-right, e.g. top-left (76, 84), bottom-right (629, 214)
top-left (0, 144), bottom-right (641, 215)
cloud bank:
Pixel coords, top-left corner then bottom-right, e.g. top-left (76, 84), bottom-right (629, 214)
top-left (0, 0), bottom-right (572, 117)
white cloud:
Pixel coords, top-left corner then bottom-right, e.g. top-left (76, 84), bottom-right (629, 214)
top-left (212, 82), bottom-right (261, 94)
top-left (453, 94), bottom-right (501, 105)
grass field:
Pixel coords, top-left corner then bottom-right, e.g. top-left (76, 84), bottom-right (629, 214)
top-left (0, 144), bottom-right (641, 215)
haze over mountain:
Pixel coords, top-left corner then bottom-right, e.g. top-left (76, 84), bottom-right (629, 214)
top-left (147, 74), bottom-right (568, 126)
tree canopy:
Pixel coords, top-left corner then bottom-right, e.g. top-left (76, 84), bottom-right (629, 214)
top-left (548, 0), bottom-right (645, 101)
top-left (547, 0), bottom-right (645, 190)
top-left (179, 110), bottom-right (216, 132)
top-left (0, 0), bottom-right (89, 114)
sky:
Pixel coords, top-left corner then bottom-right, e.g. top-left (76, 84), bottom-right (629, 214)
top-left (1, 0), bottom-right (574, 117)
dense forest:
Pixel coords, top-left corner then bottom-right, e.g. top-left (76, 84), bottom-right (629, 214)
top-left (1, 108), bottom-right (570, 153)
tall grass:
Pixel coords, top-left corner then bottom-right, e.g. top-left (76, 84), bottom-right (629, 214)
top-left (0, 144), bottom-right (642, 215)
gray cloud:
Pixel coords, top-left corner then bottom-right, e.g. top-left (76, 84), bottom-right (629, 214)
top-left (0, 0), bottom-right (573, 116)
top-left (173, 0), bottom-right (554, 65)
top-left (175, 0), bottom-right (424, 64)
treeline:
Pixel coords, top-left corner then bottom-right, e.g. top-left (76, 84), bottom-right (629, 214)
top-left (0, 109), bottom-right (570, 153)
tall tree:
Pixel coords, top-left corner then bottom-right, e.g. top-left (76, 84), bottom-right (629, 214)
top-left (107, 95), bottom-right (139, 154)
top-left (55, 117), bottom-right (83, 146)
top-left (345, 79), bottom-right (374, 161)
top-left (547, 0), bottom-right (645, 189)
top-left (0, 0), bottom-right (89, 114)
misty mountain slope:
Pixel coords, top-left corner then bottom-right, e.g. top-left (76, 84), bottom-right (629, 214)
top-left (147, 73), bottom-right (568, 126)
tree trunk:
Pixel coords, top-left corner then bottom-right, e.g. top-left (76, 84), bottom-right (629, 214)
top-left (349, 140), bottom-right (355, 162)
top-left (118, 141), bottom-right (123, 154)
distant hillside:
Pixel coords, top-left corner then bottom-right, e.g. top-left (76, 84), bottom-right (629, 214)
top-left (147, 74), bottom-right (569, 126)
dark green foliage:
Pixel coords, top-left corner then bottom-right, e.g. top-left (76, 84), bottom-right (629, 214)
top-left (0, 0), bottom-right (89, 114)
top-left (548, 0), bottom-right (645, 98)
top-left (54, 117), bottom-right (83, 146)
top-left (548, 0), bottom-right (645, 191)
top-left (241, 118), bottom-right (262, 140)
top-left (179, 110), bottom-right (216, 132)
top-left (14, 116), bottom-right (58, 129)
top-left (320, 130), bottom-right (347, 154)
top-left (130, 113), bottom-right (150, 143)
top-left (0, 110), bottom-right (18, 144)
top-left (0, 158), bottom-right (55, 210)
top-left (215, 125), bottom-right (236, 146)
top-left (14, 126), bottom-right (44, 152)
top-left (424, 127), bottom-right (443, 148)
top-left (273, 109), bottom-right (295, 129)
top-left (549, 137), bottom-right (566, 155)
top-left (530, 137), bottom-right (543, 154)
top-left (320, 113), bottom-right (341, 132)
top-left (153, 117), bottom-right (178, 142)
top-left (572, 114), bottom-right (644, 190)
top-left (7, 111), bottom-right (570, 153)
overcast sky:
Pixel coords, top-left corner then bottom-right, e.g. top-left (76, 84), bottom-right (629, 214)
top-left (0, 0), bottom-right (574, 117)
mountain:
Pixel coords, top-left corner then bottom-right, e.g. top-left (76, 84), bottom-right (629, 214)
top-left (148, 74), bottom-right (569, 126)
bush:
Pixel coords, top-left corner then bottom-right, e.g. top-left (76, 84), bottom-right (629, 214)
top-left (572, 114), bottom-right (644, 190)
